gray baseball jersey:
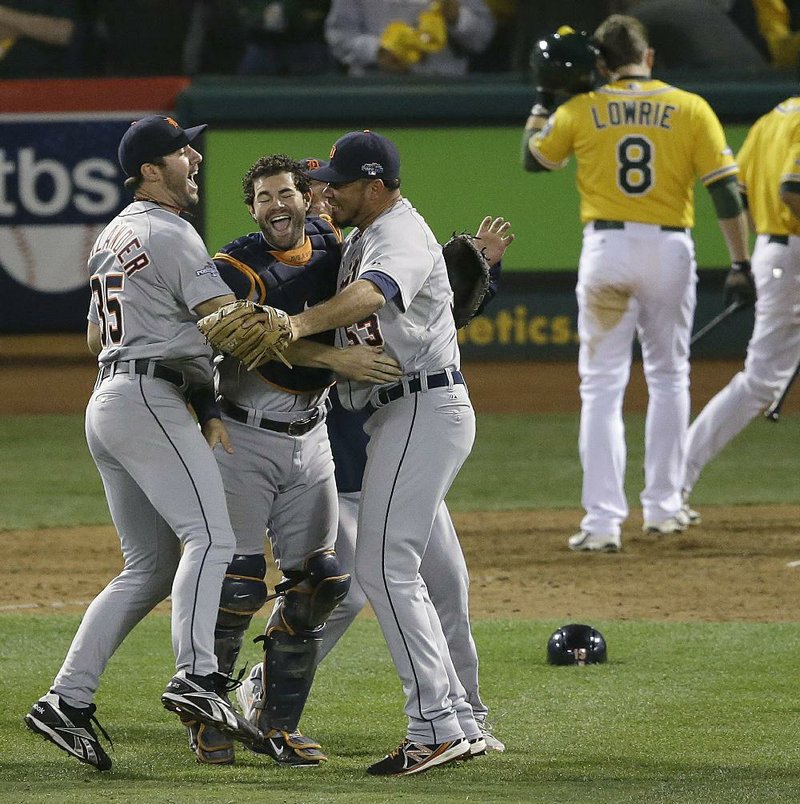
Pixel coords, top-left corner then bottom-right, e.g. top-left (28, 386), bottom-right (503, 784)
top-left (334, 197), bottom-right (460, 410)
top-left (335, 196), bottom-right (479, 745)
top-left (51, 201), bottom-right (236, 708)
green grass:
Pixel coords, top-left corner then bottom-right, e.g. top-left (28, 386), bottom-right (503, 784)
top-left (0, 412), bottom-right (798, 530)
top-left (2, 410), bottom-right (799, 800)
top-left (2, 616), bottom-right (800, 802)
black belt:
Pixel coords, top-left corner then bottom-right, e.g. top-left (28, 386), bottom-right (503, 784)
top-left (221, 399), bottom-right (321, 436)
top-left (98, 359), bottom-right (183, 387)
top-left (767, 234), bottom-right (789, 245)
top-left (593, 219), bottom-right (687, 233)
top-left (367, 370), bottom-right (465, 414)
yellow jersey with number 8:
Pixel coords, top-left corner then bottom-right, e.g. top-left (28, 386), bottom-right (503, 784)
top-left (530, 78), bottom-right (738, 228)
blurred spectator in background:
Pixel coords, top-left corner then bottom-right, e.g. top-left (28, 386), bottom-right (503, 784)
top-left (92, 0), bottom-right (195, 75)
top-left (749, 0), bottom-right (800, 69)
top-left (236, 0), bottom-right (331, 75)
top-left (325, 0), bottom-right (495, 77)
top-left (468, 0), bottom-right (516, 72)
top-left (612, 0), bottom-right (767, 71)
top-left (0, 1), bottom-right (78, 78)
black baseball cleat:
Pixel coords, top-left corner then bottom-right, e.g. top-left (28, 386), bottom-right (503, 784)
top-left (249, 728), bottom-right (327, 767)
top-left (367, 737), bottom-right (470, 776)
top-left (161, 673), bottom-right (261, 745)
top-left (24, 692), bottom-right (113, 771)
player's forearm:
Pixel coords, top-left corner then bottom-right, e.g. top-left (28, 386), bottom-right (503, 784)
top-left (283, 338), bottom-right (340, 369)
top-left (780, 186), bottom-right (800, 221)
top-left (717, 212), bottom-right (750, 264)
top-left (87, 322), bottom-right (101, 356)
top-left (0, 7), bottom-right (74, 45)
top-left (290, 280), bottom-right (385, 340)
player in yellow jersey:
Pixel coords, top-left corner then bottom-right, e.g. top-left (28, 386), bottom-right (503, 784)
top-left (682, 96), bottom-right (800, 513)
top-left (520, 16), bottom-right (751, 552)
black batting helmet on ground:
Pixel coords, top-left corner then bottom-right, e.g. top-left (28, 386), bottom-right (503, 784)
top-left (530, 25), bottom-right (600, 95)
top-left (547, 623), bottom-right (607, 665)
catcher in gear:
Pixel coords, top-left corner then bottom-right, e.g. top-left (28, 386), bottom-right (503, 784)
top-left (185, 154), bottom-right (403, 767)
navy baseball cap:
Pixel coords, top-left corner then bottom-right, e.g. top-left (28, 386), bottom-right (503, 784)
top-left (307, 131), bottom-right (400, 184)
top-left (118, 115), bottom-right (207, 177)
top-left (298, 157), bottom-right (327, 174)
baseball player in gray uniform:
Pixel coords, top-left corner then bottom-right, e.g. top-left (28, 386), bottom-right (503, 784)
top-left (187, 154), bottom-right (403, 767)
top-left (24, 116), bottom-right (259, 771)
top-left (277, 130), bottom-right (481, 776)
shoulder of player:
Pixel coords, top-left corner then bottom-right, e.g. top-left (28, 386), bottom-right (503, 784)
top-left (305, 215), bottom-right (343, 249)
top-left (146, 212), bottom-right (208, 262)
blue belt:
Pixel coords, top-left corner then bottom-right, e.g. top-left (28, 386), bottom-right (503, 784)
top-left (593, 219), bottom-right (687, 233)
top-left (767, 234), bottom-right (789, 245)
top-left (366, 370), bottom-right (465, 414)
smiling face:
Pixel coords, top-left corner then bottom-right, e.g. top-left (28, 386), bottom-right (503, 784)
top-left (249, 172), bottom-right (310, 250)
top-left (153, 145), bottom-right (202, 209)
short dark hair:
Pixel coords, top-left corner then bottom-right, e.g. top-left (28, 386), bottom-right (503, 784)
top-left (123, 156), bottom-right (165, 192)
top-left (242, 154), bottom-right (311, 206)
top-left (594, 14), bottom-right (649, 72)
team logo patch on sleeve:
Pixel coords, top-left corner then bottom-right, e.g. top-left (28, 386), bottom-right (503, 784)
top-left (196, 264), bottom-right (219, 277)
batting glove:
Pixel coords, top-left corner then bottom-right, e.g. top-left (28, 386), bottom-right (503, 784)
top-left (723, 260), bottom-right (756, 307)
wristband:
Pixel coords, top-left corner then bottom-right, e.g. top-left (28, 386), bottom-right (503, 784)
top-left (187, 385), bottom-right (221, 426)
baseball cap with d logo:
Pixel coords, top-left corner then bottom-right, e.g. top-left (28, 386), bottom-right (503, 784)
top-left (118, 115), bottom-right (208, 177)
top-left (306, 130), bottom-right (400, 185)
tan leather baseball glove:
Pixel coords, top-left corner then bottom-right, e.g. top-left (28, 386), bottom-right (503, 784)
top-left (196, 300), bottom-right (293, 370)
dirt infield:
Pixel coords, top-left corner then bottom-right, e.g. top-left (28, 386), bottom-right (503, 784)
top-left (2, 334), bottom-right (799, 621)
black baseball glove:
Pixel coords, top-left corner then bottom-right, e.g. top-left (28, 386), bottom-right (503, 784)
top-left (723, 260), bottom-right (756, 307)
top-left (442, 233), bottom-right (492, 329)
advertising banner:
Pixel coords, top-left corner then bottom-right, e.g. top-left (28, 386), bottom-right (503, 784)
top-left (0, 114), bottom-right (132, 332)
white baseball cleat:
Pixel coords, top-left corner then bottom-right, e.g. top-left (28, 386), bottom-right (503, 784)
top-left (677, 492), bottom-right (701, 526)
top-left (235, 663), bottom-right (263, 724)
top-left (568, 530), bottom-right (621, 552)
top-left (642, 516), bottom-right (686, 535)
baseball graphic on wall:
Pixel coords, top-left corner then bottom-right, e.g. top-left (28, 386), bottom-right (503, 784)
top-left (0, 224), bottom-right (102, 293)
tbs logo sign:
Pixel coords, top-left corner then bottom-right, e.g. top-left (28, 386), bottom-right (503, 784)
top-left (0, 118), bottom-right (129, 293)
top-left (0, 119), bottom-right (127, 225)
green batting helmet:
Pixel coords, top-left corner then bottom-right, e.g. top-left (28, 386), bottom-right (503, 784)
top-left (530, 25), bottom-right (600, 95)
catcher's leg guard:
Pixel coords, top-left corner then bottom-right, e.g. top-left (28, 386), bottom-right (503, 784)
top-left (189, 554), bottom-right (267, 765)
top-left (216, 553), bottom-right (269, 675)
top-left (253, 550), bottom-right (349, 765)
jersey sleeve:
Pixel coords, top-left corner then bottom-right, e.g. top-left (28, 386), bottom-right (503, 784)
top-left (357, 220), bottom-right (437, 312)
top-left (691, 96), bottom-right (739, 187)
top-left (779, 120), bottom-right (800, 186)
top-left (528, 104), bottom-right (576, 170)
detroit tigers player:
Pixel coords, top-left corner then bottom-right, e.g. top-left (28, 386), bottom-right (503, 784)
top-left (280, 130), bottom-right (481, 776)
top-left (682, 97), bottom-right (800, 510)
top-left (232, 167), bottom-right (511, 752)
top-left (24, 116), bottom-right (260, 771)
top-left (522, 17), bottom-right (750, 551)
top-left (188, 154), bottom-right (402, 767)
top-left (314, 218), bottom-right (513, 755)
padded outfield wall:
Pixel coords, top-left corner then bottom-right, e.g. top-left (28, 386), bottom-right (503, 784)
top-left (0, 73), bottom-right (790, 358)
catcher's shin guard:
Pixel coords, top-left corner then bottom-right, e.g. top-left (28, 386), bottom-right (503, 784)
top-left (256, 550), bottom-right (350, 732)
top-left (215, 553), bottom-right (268, 674)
